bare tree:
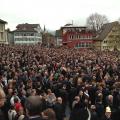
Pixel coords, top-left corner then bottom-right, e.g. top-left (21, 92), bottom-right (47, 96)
top-left (86, 13), bottom-right (109, 31)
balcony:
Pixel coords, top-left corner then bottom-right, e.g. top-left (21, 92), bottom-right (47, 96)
top-left (14, 36), bottom-right (41, 39)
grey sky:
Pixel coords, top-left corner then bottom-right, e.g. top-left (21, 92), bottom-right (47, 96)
top-left (0, 0), bottom-right (120, 30)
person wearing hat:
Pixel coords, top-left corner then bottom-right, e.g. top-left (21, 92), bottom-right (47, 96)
top-left (102, 106), bottom-right (112, 120)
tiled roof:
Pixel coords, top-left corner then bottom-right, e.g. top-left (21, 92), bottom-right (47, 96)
top-left (0, 19), bottom-right (7, 24)
top-left (95, 21), bottom-right (119, 41)
top-left (14, 23), bottom-right (40, 32)
top-left (63, 24), bottom-right (87, 28)
top-left (16, 23), bottom-right (39, 28)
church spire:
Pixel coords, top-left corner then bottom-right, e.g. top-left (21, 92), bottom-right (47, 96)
top-left (44, 25), bottom-right (46, 32)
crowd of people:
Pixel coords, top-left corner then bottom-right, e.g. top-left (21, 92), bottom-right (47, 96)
top-left (0, 44), bottom-right (120, 120)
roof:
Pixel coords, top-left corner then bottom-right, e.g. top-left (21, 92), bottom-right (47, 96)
top-left (95, 21), bottom-right (119, 41)
top-left (0, 19), bottom-right (7, 24)
top-left (16, 23), bottom-right (40, 29)
top-left (61, 26), bottom-right (87, 29)
top-left (61, 24), bottom-right (87, 29)
top-left (13, 23), bottom-right (40, 32)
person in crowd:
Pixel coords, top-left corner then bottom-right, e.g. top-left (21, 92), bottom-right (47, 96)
top-left (14, 97), bottom-right (22, 113)
top-left (0, 45), bottom-right (120, 120)
top-left (72, 96), bottom-right (80, 109)
top-left (10, 90), bottom-right (21, 106)
top-left (90, 105), bottom-right (98, 120)
top-left (58, 84), bottom-right (68, 113)
top-left (0, 86), bottom-right (6, 120)
top-left (8, 105), bottom-right (17, 120)
top-left (102, 106), bottom-right (112, 120)
top-left (24, 96), bottom-right (44, 120)
top-left (46, 89), bottom-right (56, 108)
top-left (69, 96), bottom-right (89, 120)
top-left (53, 97), bottom-right (65, 120)
top-left (42, 108), bottom-right (56, 120)
top-left (14, 106), bottom-right (25, 120)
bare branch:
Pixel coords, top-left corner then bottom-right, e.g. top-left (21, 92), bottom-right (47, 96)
top-left (86, 13), bottom-right (109, 31)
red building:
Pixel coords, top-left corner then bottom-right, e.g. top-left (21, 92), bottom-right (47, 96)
top-left (61, 24), bottom-right (94, 48)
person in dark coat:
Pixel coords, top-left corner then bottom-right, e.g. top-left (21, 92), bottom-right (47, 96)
top-left (53, 97), bottom-right (65, 120)
top-left (69, 100), bottom-right (89, 120)
top-left (42, 108), bottom-right (56, 120)
top-left (95, 100), bottom-right (104, 120)
top-left (58, 84), bottom-right (68, 113)
top-left (24, 96), bottom-right (44, 120)
top-left (68, 86), bottom-right (77, 109)
top-left (90, 105), bottom-right (99, 120)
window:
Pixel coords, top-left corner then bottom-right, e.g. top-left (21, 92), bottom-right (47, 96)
top-left (86, 43), bottom-right (89, 47)
top-left (104, 41), bottom-right (107, 43)
top-left (75, 43), bottom-right (81, 48)
top-left (75, 43), bottom-right (79, 48)
top-left (88, 35), bottom-right (92, 39)
top-left (15, 33), bottom-right (18, 36)
top-left (25, 38), bottom-right (28, 41)
top-left (89, 43), bottom-right (91, 47)
top-left (27, 33), bottom-right (30, 36)
top-left (1, 33), bottom-right (3, 40)
top-left (109, 41), bottom-right (112, 43)
top-left (0, 25), bottom-right (4, 31)
top-left (79, 28), bottom-right (81, 32)
top-left (79, 43), bottom-right (81, 47)
top-left (81, 43), bottom-right (84, 47)
top-left (71, 35), bottom-right (73, 39)
top-left (69, 35), bottom-right (71, 39)
top-left (75, 35), bottom-right (77, 39)
top-left (15, 38), bottom-right (18, 41)
top-left (109, 35), bottom-right (114, 38)
top-left (80, 35), bottom-right (85, 39)
top-left (84, 35), bottom-right (87, 39)
top-left (69, 35), bottom-right (73, 39)
top-left (31, 33), bottom-right (34, 36)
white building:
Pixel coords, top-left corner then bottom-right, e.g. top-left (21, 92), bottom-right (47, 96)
top-left (0, 19), bottom-right (8, 44)
top-left (13, 23), bottom-right (42, 44)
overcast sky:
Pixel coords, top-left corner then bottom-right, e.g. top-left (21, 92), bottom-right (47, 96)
top-left (0, 0), bottom-right (120, 30)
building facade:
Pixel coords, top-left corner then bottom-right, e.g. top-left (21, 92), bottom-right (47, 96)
top-left (7, 29), bottom-right (14, 44)
top-left (95, 21), bottom-right (120, 51)
top-left (0, 19), bottom-right (8, 44)
top-left (13, 23), bottom-right (42, 44)
top-left (61, 24), bottom-right (94, 48)
top-left (55, 30), bottom-right (62, 46)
